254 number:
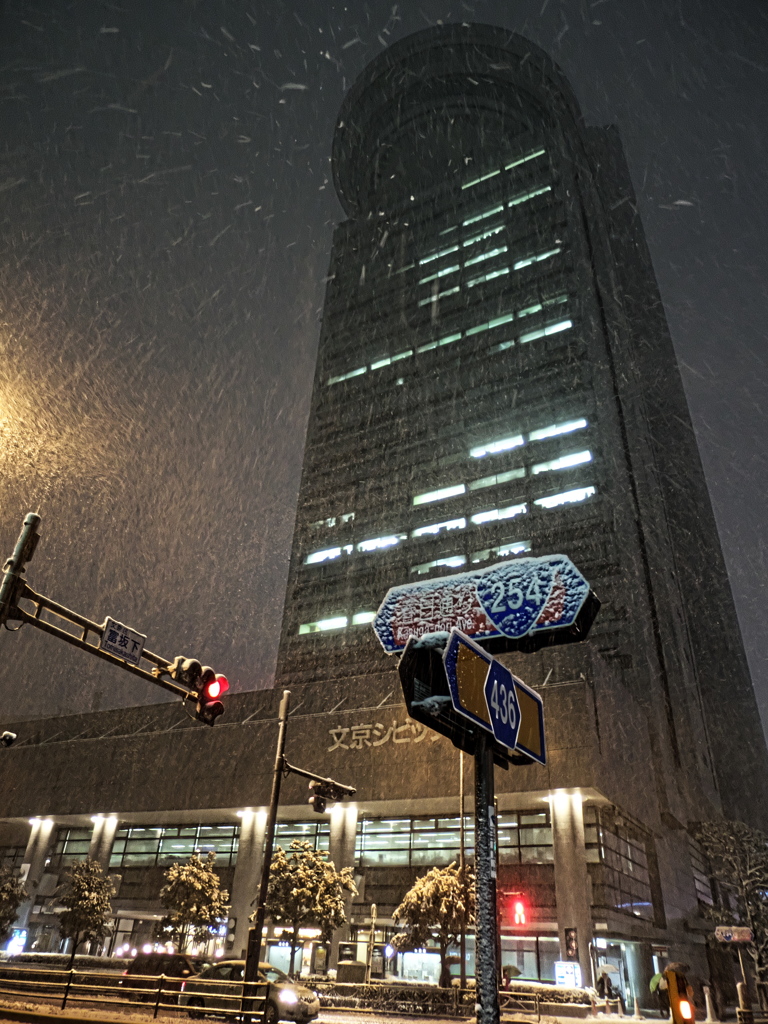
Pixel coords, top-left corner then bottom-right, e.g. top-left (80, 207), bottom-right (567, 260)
top-left (488, 574), bottom-right (544, 614)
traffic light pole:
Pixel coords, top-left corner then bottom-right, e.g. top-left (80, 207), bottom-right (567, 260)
top-left (241, 690), bottom-right (356, 1020)
top-left (475, 731), bottom-right (500, 1024)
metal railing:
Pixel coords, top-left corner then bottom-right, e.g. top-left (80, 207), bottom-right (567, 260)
top-left (0, 962), bottom-right (268, 1019)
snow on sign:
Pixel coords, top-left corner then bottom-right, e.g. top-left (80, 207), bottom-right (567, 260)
top-left (99, 616), bottom-right (147, 667)
top-left (373, 554), bottom-right (593, 654)
top-left (714, 926), bottom-right (753, 943)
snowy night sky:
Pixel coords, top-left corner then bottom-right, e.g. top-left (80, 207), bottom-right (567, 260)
top-left (1, 0), bottom-right (767, 734)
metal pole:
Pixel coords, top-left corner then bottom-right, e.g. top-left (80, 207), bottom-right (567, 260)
top-left (242, 689), bottom-right (291, 1018)
top-left (474, 732), bottom-right (500, 1024)
top-left (365, 903), bottom-right (377, 984)
top-left (459, 750), bottom-right (467, 990)
top-left (0, 512), bottom-right (40, 625)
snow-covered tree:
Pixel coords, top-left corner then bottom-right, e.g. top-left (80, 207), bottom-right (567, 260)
top-left (265, 840), bottom-right (356, 976)
top-left (392, 862), bottom-right (475, 988)
top-left (691, 821), bottom-right (768, 980)
top-left (57, 859), bottom-right (115, 967)
top-left (0, 867), bottom-right (26, 944)
top-left (156, 852), bottom-right (229, 951)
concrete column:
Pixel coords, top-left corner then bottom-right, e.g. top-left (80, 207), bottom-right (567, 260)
top-left (16, 817), bottom-right (57, 931)
top-left (551, 790), bottom-right (593, 987)
top-left (230, 809), bottom-right (268, 960)
top-left (88, 815), bottom-right (119, 869)
top-left (329, 802), bottom-right (358, 970)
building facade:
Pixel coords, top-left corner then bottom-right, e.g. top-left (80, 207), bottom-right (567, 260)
top-left (0, 23), bottom-right (766, 1011)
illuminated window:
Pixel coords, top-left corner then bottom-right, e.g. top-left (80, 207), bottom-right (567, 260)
top-left (327, 366), bottom-right (366, 385)
top-left (418, 244), bottom-right (459, 265)
top-left (418, 285), bottom-right (459, 307)
top-left (410, 555), bottom-right (466, 576)
top-left (504, 148), bottom-right (546, 171)
top-left (508, 184), bottom-right (552, 207)
top-left (463, 203), bottom-right (504, 226)
top-left (513, 247), bottom-right (561, 271)
top-left (468, 468), bottom-right (526, 491)
top-left (519, 319), bottom-right (573, 344)
top-left (466, 311), bottom-right (516, 336)
top-left (109, 824), bottom-right (240, 870)
top-left (305, 547), bottom-right (342, 565)
top-left (412, 518), bottom-right (466, 538)
top-left (352, 611), bottom-right (376, 625)
top-left (534, 486), bottom-right (596, 509)
top-left (467, 267), bottom-right (510, 288)
top-left (463, 225), bottom-right (505, 247)
top-left (462, 168), bottom-right (501, 190)
top-left (418, 264), bottom-right (460, 284)
top-left (470, 434), bottom-right (524, 458)
top-left (531, 451), bottom-right (592, 475)
top-left (471, 503), bottom-right (527, 525)
top-left (529, 418), bottom-right (588, 441)
top-left (356, 534), bottom-right (406, 552)
top-left (518, 294), bottom-right (567, 318)
top-left (464, 246), bottom-right (508, 267)
top-left (298, 616), bottom-right (348, 634)
top-left (471, 540), bottom-right (531, 563)
top-left (413, 484), bottom-right (466, 506)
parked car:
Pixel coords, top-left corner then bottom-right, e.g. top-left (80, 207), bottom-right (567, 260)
top-left (121, 952), bottom-right (212, 1002)
top-left (179, 960), bottom-right (320, 1023)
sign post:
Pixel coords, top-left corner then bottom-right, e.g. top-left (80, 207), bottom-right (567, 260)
top-left (375, 554), bottom-right (598, 1024)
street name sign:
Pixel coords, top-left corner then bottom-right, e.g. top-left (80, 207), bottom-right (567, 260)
top-left (99, 616), bottom-right (147, 667)
top-left (442, 629), bottom-right (546, 764)
top-left (715, 926), bottom-right (753, 943)
top-left (373, 554), bottom-right (599, 655)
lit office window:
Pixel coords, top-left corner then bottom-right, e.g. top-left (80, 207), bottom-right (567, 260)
top-left (470, 434), bottom-right (524, 458)
top-left (411, 555), bottom-right (467, 576)
top-left (466, 311), bottom-right (517, 336)
top-left (298, 616), bottom-right (348, 634)
top-left (50, 828), bottom-right (92, 869)
top-left (413, 484), bottom-right (466, 506)
top-left (412, 518), bottom-right (467, 538)
top-left (418, 285), bottom-right (459, 307)
top-left (418, 264), bottom-right (460, 284)
top-left (463, 203), bottom-right (504, 226)
top-left (417, 332), bottom-right (463, 352)
top-left (513, 246), bottom-right (561, 271)
top-left (471, 540), bottom-right (531, 563)
top-left (463, 225), bottom-right (505, 247)
top-left (352, 611), bottom-right (376, 625)
top-left (471, 503), bottom-right (527, 525)
top-left (504, 147), bottom-right (546, 171)
top-left (109, 824), bottom-right (240, 869)
top-left (418, 244), bottom-right (459, 265)
top-left (370, 349), bottom-right (414, 370)
top-left (519, 319), bottom-right (573, 344)
top-left (531, 451), bottom-right (592, 475)
top-left (275, 821), bottom-right (330, 853)
top-left (464, 246), bottom-right (508, 267)
top-left (305, 547), bottom-right (342, 565)
top-left (583, 806), bottom-right (653, 920)
top-left (528, 418), bottom-right (588, 442)
top-left (467, 267), bottom-right (510, 288)
top-left (309, 512), bottom-right (355, 530)
top-left (508, 184), bottom-right (552, 207)
top-left (517, 294), bottom-right (567, 319)
top-left (534, 486), bottom-right (596, 509)
top-left (357, 534), bottom-right (406, 552)
top-left (327, 366), bottom-right (366, 385)
top-left (468, 468), bottom-right (526, 491)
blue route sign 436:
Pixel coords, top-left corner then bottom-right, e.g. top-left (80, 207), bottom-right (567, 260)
top-left (484, 660), bottom-right (521, 750)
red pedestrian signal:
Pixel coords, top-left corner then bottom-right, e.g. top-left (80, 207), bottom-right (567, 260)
top-left (512, 898), bottom-right (527, 925)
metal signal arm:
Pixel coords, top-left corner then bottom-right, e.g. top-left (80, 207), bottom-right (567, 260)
top-left (0, 512), bottom-right (206, 706)
top-left (283, 760), bottom-right (356, 798)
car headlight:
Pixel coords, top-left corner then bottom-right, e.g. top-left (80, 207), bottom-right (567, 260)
top-left (279, 991), bottom-right (299, 1005)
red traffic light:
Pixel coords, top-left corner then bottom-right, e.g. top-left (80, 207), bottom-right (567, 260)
top-left (205, 675), bottom-right (229, 700)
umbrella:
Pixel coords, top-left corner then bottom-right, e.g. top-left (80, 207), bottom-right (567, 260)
top-left (666, 963), bottom-right (690, 974)
top-left (598, 965), bottom-right (620, 976)
top-left (650, 973), bottom-right (664, 993)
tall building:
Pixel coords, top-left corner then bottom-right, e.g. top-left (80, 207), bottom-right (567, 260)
top-left (1, 24), bottom-right (766, 1007)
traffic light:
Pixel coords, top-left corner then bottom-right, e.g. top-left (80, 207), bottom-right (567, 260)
top-left (511, 897), bottom-right (527, 926)
top-left (196, 668), bottom-right (229, 726)
top-left (308, 780), bottom-right (329, 813)
top-left (307, 779), bottom-right (352, 813)
top-left (167, 657), bottom-right (229, 726)
top-left (665, 970), bottom-right (694, 1024)
top-left (1, 731), bottom-right (17, 748)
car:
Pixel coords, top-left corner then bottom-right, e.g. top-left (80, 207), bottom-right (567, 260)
top-left (121, 952), bottom-right (212, 1003)
top-left (179, 960), bottom-right (320, 1023)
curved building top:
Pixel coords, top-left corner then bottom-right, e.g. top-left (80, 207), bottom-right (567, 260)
top-left (333, 23), bottom-right (585, 216)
